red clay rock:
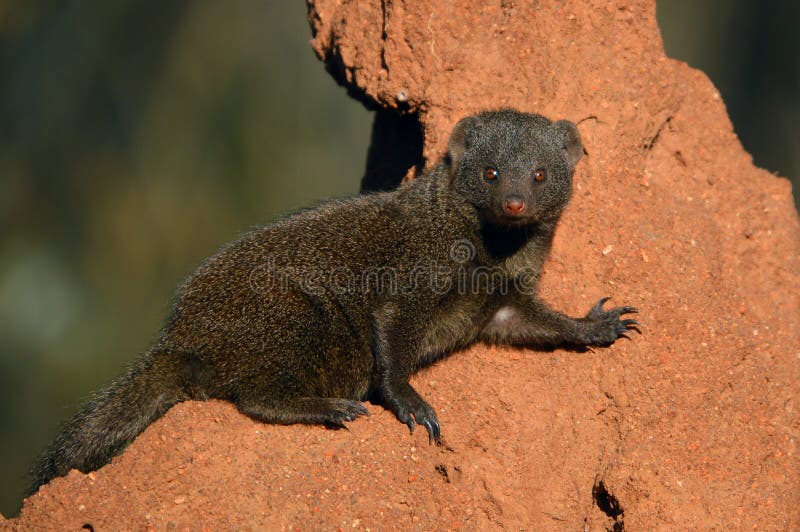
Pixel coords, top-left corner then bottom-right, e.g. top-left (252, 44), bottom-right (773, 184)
top-left (8, 0), bottom-right (799, 529)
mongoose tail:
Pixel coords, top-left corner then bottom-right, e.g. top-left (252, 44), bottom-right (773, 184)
top-left (29, 350), bottom-right (185, 494)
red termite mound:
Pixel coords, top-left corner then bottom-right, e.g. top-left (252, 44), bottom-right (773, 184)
top-left (8, 0), bottom-right (799, 529)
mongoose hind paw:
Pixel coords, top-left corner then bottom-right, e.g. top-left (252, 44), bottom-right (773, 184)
top-left (318, 399), bottom-right (370, 428)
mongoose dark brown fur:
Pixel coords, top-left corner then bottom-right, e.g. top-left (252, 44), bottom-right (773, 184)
top-left (30, 109), bottom-right (638, 493)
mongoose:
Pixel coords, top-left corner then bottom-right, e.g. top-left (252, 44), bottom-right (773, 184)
top-left (30, 109), bottom-right (637, 492)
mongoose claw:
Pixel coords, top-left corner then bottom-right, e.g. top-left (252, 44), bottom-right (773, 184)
top-left (580, 297), bottom-right (641, 346)
top-left (421, 419), bottom-right (442, 445)
top-left (592, 297), bottom-right (612, 314)
top-left (351, 402), bottom-right (370, 418)
top-left (407, 405), bottom-right (441, 444)
top-left (396, 402), bottom-right (441, 444)
top-left (621, 318), bottom-right (641, 331)
top-left (322, 399), bottom-right (370, 427)
top-left (399, 410), bottom-right (441, 444)
top-left (401, 413), bottom-right (416, 433)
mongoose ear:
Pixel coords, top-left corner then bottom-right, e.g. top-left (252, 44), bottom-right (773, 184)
top-left (552, 120), bottom-right (583, 168)
top-left (448, 115), bottom-right (479, 167)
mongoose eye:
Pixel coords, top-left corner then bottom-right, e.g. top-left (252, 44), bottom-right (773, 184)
top-left (484, 166), bottom-right (499, 181)
top-left (532, 168), bottom-right (546, 182)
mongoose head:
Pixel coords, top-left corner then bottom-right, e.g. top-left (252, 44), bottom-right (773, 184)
top-left (447, 109), bottom-right (583, 226)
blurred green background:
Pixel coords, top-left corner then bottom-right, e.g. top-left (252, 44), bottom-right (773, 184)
top-left (0, 0), bottom-right (796, 516)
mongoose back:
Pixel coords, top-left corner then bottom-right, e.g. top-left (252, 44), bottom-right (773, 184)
top-left (30, 109), bottom-right (638, 492)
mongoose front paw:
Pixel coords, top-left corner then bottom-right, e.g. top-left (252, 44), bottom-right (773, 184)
top-left (579, 297), bottom-right (639, 346)
top-left (399, 400), bottom-right (441, 445)
top-left (387, 389), bottom-right (441, 444)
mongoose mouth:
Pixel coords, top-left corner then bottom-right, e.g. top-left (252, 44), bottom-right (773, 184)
top-left (483, 208), bottom-right (540, 227)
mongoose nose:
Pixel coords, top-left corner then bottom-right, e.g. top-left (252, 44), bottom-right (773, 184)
top-left (503, 196), bottom-right (526, 215)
